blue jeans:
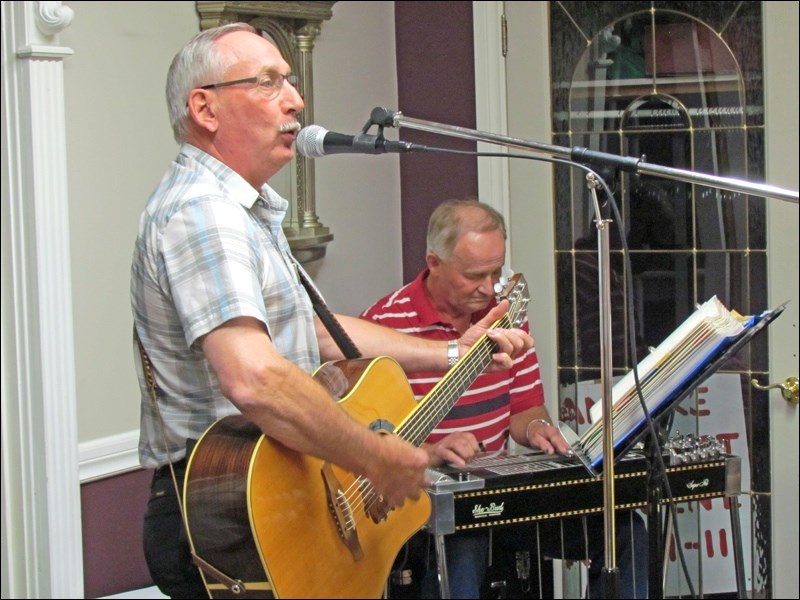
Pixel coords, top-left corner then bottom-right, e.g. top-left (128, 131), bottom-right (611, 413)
top-left (417, 511), bottom-right (648, 599)
top-left (574, 512), bottom-right (649, 599)
top-left (420, 531), bottom-right (490, 599)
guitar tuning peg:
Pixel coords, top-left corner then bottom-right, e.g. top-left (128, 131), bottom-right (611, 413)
top-left (494, 266), bottom-right (516, 293)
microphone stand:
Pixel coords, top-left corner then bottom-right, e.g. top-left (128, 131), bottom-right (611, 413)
top-left (587, 172), bottom-right (620, 598)
top-left (369, 107), bottom-right (799, 203)
top-left (368, 106), bottom-right (799, 599)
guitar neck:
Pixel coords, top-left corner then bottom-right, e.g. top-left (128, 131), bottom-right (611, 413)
top-left (397, 313), bottom-right (514, 447)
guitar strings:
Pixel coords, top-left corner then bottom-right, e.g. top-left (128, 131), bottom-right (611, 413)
top-left (336, 325), bottom-right (501, 530)
top-left (335, 293), bottom-right (524, 530)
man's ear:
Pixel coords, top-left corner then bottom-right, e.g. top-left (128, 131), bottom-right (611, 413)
top-left (425, 251), bottom-right (441, 270)
top-left (187, 89), bottom-right (219, 133)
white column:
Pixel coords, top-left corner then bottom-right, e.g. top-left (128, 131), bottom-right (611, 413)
top-left (473, 0), bottom-right (511, 263)
top-left (1, 1), bottom-right (82, 597)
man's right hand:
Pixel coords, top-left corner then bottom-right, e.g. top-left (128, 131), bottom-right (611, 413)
top-left (364, 434), bottom-right (429, 509)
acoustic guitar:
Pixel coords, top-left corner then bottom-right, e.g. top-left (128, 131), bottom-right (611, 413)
top-left (182, 274), bottom-right (530, 598)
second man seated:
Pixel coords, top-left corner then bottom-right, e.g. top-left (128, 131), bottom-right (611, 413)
top-left (361, 198), bottom-right (648, 599)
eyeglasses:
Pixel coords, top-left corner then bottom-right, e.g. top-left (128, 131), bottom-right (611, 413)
top-left (199, 71), bottom-right (298, 99)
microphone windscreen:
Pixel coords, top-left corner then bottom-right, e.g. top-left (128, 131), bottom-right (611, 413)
top-left (296, 125), bottom-right (327, 158)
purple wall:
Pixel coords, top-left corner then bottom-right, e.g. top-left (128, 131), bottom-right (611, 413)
top-left (81, 469), bottom-right (154, 597)
top-left (80, 4), bottom-right (478, 596)
top-left (395, 1), bottom-right (479, 281)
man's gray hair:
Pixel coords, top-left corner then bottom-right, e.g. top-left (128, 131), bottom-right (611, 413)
top-left (426, 198), bottom-right (506, 261)
top-left (166, 22), bottom-right (257, 143)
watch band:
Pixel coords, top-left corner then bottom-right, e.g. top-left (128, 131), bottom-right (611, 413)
top-left (447, 339), bottom-right (459, 367)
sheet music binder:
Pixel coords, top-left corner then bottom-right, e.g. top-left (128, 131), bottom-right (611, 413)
top-left (570, 297), bottom-right (786, 476)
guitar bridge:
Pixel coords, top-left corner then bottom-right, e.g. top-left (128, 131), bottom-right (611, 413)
top-left (321, 462), bottom-right (364, 560)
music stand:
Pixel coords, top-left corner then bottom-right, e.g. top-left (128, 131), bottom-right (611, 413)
top-left (566, 302), bottom-right (784, 599)
top-left (571, 302), bottom-right (786, 475)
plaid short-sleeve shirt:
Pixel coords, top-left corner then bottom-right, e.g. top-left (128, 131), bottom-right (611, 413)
top-left (131, 144), bottom-right (318, 467)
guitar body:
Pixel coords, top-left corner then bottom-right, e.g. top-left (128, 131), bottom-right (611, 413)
top-left (184, 356), bottom-right (432, 599)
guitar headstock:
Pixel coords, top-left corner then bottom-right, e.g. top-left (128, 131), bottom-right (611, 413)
top-left (494, 273), bottom-right (530, 327)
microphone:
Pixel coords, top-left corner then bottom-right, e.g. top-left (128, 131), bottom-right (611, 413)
top-left (295, 124), bottom-right (425, 158)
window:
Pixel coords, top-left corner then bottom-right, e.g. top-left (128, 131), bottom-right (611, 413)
top-left (551, 2), bottom-right (770, 595)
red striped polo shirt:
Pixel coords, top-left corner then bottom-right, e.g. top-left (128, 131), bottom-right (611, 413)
top-left (360, 270), bottom-right (544, 451)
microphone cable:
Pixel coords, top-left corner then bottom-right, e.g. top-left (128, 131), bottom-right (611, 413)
top-left (391, 142), bottom-right (700, 599)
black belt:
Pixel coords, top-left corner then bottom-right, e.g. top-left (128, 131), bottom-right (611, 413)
top-left (154, 457), bottom-right (187, 478)
top-left (154, 438), bottom-right (197, 477)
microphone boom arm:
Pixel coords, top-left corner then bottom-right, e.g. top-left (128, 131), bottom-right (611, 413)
top-left (372, 107), bottom-right (798, 203)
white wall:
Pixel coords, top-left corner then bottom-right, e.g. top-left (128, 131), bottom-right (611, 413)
top-left (61, 0), bottom-right (199, 444)
top-left (503, 1), bottom-right (559, 415)
top-left (763, 3), bottom-right (800, 597)
top-left (302, 1), bottom-right (403, 314)
top-left (58, 1), bottom-right (402, 446)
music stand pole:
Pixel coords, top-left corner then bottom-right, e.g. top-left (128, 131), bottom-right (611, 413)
top-left (587, 173), bottom-right (619, 598)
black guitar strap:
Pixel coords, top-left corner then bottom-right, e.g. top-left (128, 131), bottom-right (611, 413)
top-left (291, 257), bottom-right (362, 360)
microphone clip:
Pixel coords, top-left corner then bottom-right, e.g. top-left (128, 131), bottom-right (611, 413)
top-left (364, 107), bottom-right (400, 131)
top-left (360, 107), bottom-right (402, 144)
